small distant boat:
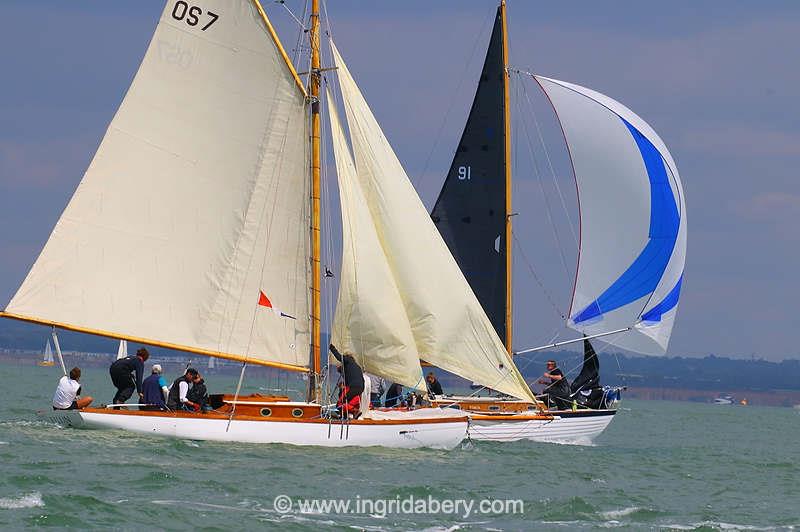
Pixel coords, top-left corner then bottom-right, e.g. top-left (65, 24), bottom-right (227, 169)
top-left (207, 356), bottom-right (215, 370)
top-left (115, 339), bottom-right (128, 360)
top-left (714, 395), bottom-right (734, 405)
top-left (739, 398), bottom-right (748, 406)
top-left (37, 339), bottom-right (55, 367)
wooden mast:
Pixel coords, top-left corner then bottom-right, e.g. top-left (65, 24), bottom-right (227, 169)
top-left (308, 0), bottom-right (322, 402)
top-left (500, 0), bottom-right (513, 354)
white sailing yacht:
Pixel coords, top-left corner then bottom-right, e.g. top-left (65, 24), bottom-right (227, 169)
top-left (1, 0), bottom-right (542, 448)
top-left (37, 339), bottom-right (55, 367)
top-left (427, 1), bottom-right (687, 443)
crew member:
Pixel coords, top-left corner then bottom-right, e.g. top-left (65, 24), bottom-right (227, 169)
top-left (426, 372), bottom-right (444, 396)
top-left (52, 367), bottom-right (93, 410)
top-left (166, 368), bottom-right (201, 411)
top-left (109, 348), bottom-right (149, 404)
top-left (141, 364), bottom-right (169, 410)
top-left (385, 382), bottom-right (404, 408)
top-left (367, 373), bottom-right (386, 408)
top-left (186, 375), bottom-right (209, 411)
top-left (329, 344), bottom-right (364, 417)
top-left (537, 359), bottom-right (571, 407)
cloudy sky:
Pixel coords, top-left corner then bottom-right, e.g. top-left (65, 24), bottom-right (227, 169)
top-left (1, 1), bottom-right (798, 360)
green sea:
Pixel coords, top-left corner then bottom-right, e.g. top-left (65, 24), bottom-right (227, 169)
top-left (0, 360), bottom-right (798, 530)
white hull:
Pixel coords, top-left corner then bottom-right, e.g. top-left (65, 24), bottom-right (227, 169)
top-left (469, 410), bottom-right (616, 444)
top-left (43, 409), bottom-right (467, 450)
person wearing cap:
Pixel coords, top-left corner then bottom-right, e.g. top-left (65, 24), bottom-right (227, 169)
top-left (166, 368), bottom-right (202, 412)
top-left (141, 364), bottom-right (169, 410)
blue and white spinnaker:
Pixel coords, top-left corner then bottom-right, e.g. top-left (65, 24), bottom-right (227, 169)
top-left (535, 76), bottom-right (687, 355)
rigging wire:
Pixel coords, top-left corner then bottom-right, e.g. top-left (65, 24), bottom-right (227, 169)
top-left (512, 232), bottom-right (565, 321)
top-left (414, 6), bottom-right (497, 192)
top-left (512, 73), bottom-right (573, 283)
top-left (520, 73), bottom-right (579, 248)
top-left (279, 0), bottom-right (307, 33)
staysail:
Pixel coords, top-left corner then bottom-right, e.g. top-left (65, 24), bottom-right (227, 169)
top-left (3, 0), bottom-right (311, 369)
top-left (431, 6), bottom-right (509, 343)
top-left (330, 42), bottom-right (534, 401)
top-left (328, 88), bottom-right (426, 391)
top-left (535, 76), bottom-right (687, 354)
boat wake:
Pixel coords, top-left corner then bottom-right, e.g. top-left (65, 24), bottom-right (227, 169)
top-left (151, 499), bottom-right (256, 513)
top-left (0, 492), bottom-right (44, 509)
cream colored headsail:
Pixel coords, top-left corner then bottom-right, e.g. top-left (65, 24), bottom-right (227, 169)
top-left (330, 42), bottom-right (534, 401)
top-left (4, 1), bottom-right (311, 369)
top-left (328, 88), bottom-right (426, 392)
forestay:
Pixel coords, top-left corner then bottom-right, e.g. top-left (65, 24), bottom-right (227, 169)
top-left (331, 42), bottom-right (534, 401)
top-left (5, 0), bottom-right (311, 368)
top-left (535, 76), bottom-right (686, 354)
top-left (328, 88), bottom-right (426, 391)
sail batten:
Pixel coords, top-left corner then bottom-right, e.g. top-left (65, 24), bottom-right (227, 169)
top-left (4, 1), bottom-right (312, 368)
top-left (330, 42), bottom-right (534, 402)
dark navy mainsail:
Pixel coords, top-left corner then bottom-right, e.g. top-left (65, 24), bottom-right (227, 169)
top-left (431, 7), bottom-right (508, 343)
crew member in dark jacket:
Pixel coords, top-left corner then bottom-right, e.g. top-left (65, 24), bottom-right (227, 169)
top-left (329, 344), bottom-right (364, 417)
top-left (385, 382), bottom-right (404, 408)
top-left (141, 364), bottom-right (168, 411)
top-left (426, 372), bottom-right (444, 396)
top-left (186, 377), bottom-right (209, 411)
top-left (166, 368), bottom-right (201, 411)
top-left (109, 348), bottom-right (149, 404)
top-left (538, 359), bottom-right (571, 408)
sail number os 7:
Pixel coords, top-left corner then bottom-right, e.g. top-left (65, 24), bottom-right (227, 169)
top-left (171, 1), bottom-right (219, 31)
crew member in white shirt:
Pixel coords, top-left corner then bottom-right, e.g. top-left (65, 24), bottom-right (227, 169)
top-left (52, 367), bottom-right (93, 410)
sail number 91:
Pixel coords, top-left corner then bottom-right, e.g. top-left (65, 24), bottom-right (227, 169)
top-left (172, 1), bottom-right (219, 31)
top-left (458, 166), bottom-right (472, 180)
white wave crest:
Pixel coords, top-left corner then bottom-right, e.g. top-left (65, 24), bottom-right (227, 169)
top-left (0, 492), bottom-right (44, 509)
top-left (600, 506), bottom-right (642, 519)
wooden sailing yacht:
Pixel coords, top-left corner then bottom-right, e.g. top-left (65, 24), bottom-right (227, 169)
top-left (427, 2), bottom-right (687, 443)
top-left (1, 0), bottom-right (542, 449)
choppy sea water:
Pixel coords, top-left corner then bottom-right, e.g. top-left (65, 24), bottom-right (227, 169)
top-left (0, 361), bottom-right (798, 530)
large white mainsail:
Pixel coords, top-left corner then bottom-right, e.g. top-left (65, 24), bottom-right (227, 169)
top-left (328, 89), bottom-right (426, 391)
top-left (535, 76), bottom-right (687, 355)
top-left (4, 0), bottom-right (311, 369)
top-left (330, 42), bottom-right (534, 402)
